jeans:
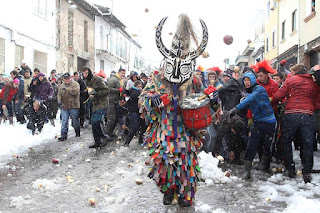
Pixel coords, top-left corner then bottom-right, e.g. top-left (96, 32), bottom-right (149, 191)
top-left (91, 108), bottom-right (107, 144)
top-left (244, 121), bottom-right (276, 161)
top-left (61, 108), bottom-right (80, 137)
top-left (0, 99), bottom-right (13, 117)
top-left (281, 113), bottom-right (314, 174)
top-left (85, 99), bottom-right (92, 121)
top-left (106, 103), bottom-right (117, 135)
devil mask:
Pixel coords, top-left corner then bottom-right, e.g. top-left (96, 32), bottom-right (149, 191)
top-left (155, 14), bottom-right (208, 84)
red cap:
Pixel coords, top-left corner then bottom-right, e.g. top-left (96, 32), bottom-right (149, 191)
top-left (280, 60), bottom-right (287, 65)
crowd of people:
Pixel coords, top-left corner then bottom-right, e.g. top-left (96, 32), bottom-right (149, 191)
top-left (0, 58), bottom-right (319, 199)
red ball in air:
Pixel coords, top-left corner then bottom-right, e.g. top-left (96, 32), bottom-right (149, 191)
top-left (223, 35), bottom-right (233, 45)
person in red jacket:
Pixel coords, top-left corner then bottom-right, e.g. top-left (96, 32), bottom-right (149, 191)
top-left (309, 65), bottom-right (320, 149)
top-left (272, 64), bottom-right (318, 183)
top-left (250, 60), bottom-right (279, 161)
top-left (252, 60), bottom-right (279, 105)
top-left (0, 79), bottom-right (20, 124)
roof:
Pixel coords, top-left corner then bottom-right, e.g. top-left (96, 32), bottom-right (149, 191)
top-left (74, 0), bottom-right (102, 16)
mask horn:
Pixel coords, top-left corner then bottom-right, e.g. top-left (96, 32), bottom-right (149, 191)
top-left (155, 17), bottom-right (170, 58)
top-left (190, 19), bottom-right (208, 60)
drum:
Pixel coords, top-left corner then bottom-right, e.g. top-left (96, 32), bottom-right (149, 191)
top-left (179, 93), bottom-right (212, 130)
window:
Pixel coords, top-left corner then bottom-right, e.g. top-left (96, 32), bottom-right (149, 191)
top-left (312, 0), bottom-right (316, 12)
top-left (33, 0), bottom-right (47, 19)
top-left (292, 10), bottom-right (296, 32)
top-left (119, 37), bottom-right (123, 58)
top-left (100, 26), bottom-right (104, 49)
top-left (124, 41), bottom-right (127, 61)
top-left (272, 30), bottom-right (276, 47)
top-left (100, 60), bottom-right (104, 71)
top-left (266, 37), bottom-right (269, 52)
top-left (116, 32), bottom-right (120, 56)
top-left (282, 21), bottom-right (286, 40)
top-left (110, 31), bottom-right (114, 53)
top-left (33, 50), bottom-right (47, 73)
top-left (306, 0), bottom-right (316, 16)
top-left (0, 38), bottom-right (5, 73)
top-left (15, 45), bottom-right (24, 68)
top-left (84, 21), bottom-right (88, 52)
top-left (68, 10), bottom-right (74, 47)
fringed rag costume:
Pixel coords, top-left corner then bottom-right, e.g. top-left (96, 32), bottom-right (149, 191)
top-left (139, 14), bottom-right (210, 205)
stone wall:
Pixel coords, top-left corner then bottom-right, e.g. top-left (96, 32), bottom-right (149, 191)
top-left (56, 0), bottom-right (95, 74)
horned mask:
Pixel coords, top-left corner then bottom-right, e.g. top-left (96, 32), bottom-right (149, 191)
top-left (155, 14), bottom-right (208, 84)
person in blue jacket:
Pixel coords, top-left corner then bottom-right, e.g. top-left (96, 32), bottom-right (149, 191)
top-left (229, 72), bottom-right (276, 180)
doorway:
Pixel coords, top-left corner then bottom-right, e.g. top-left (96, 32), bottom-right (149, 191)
top-left (77, 57), bottom-right (88, 72)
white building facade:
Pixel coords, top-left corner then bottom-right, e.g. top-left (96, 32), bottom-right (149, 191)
top-left (94, 11), bottom-right (142, 77)
top-left (0, 0), bottom-right (56, 75)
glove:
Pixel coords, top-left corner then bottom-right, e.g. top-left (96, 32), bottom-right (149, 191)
top-left (119, 87), bottom-right (123, 93)
top-left (159, 94), bottom-right (170, 107)
top-left (153, 94), bottom-right (171, 108)
top-left (48, 96), bottom-right (53, 100)
top-left (248, 118), bottom-right (253, 128)
top-left (229, 107), bottom-right (238, 116)
top-left (204, 85), bottom-right (218, 100)
top-left (87, 88), bottom-right (96, 95)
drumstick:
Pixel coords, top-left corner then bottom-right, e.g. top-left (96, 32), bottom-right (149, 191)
top-left (198, 94), bottom-right (207, 101)
top-left (198, 85), bottom-right (222, 101)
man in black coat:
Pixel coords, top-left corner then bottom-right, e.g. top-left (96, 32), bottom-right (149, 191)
top-left (214, 111), bottom-right (246, 164)
top-left (74, 72), bottom-right (88, 127)
top-left (218, 75), bottom-right (242, 111)
top-left (27, 100), bottom-right (46, 135)
top-left (115, 96), bottom-right (128, 140)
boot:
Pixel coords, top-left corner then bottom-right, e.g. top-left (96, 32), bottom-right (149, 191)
top-left (8, 116), bottom-right (14, 125)
top-left (163, 191), bottom-right (174, 205)
top-left (258, 154), bottom-right (271, 172)
top-left (178, 197), bottom-right (191, 207)
top-left (287, 169), bottom-right (296, 178)
top-left (75, 129), bottom-right (80, 137)
top-left (303, 173), bottom-right (312, 183)
top-left (89, 143), bottom-right (101, 148)
top-left (242, 160), bottom-right (252, 180)
top-left (50, 119), bottom-right (55, 127)
top-left (58, 135), bottom-right (67, 141)
top-left (124, 137), bottom-right (131, 147)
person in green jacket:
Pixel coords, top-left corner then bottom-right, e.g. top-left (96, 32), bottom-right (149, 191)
top-left (105, 67), bottom-right (126, 139)
top-left (81, 66), bottom-right (110, 148)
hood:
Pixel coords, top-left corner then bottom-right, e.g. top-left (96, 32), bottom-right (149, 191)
top-left (242, 72), bottom-right (257, 87)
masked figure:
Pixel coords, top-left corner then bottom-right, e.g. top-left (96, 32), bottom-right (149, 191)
top-left (140, 14), bottom-right (216, 207)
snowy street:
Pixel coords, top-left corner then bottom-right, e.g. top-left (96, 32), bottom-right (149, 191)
top-left (1, 124), bottom-right (320, 213)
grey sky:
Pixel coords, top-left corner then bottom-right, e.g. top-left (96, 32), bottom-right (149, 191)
top-left (93, 0), bottom-right (264, 70)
